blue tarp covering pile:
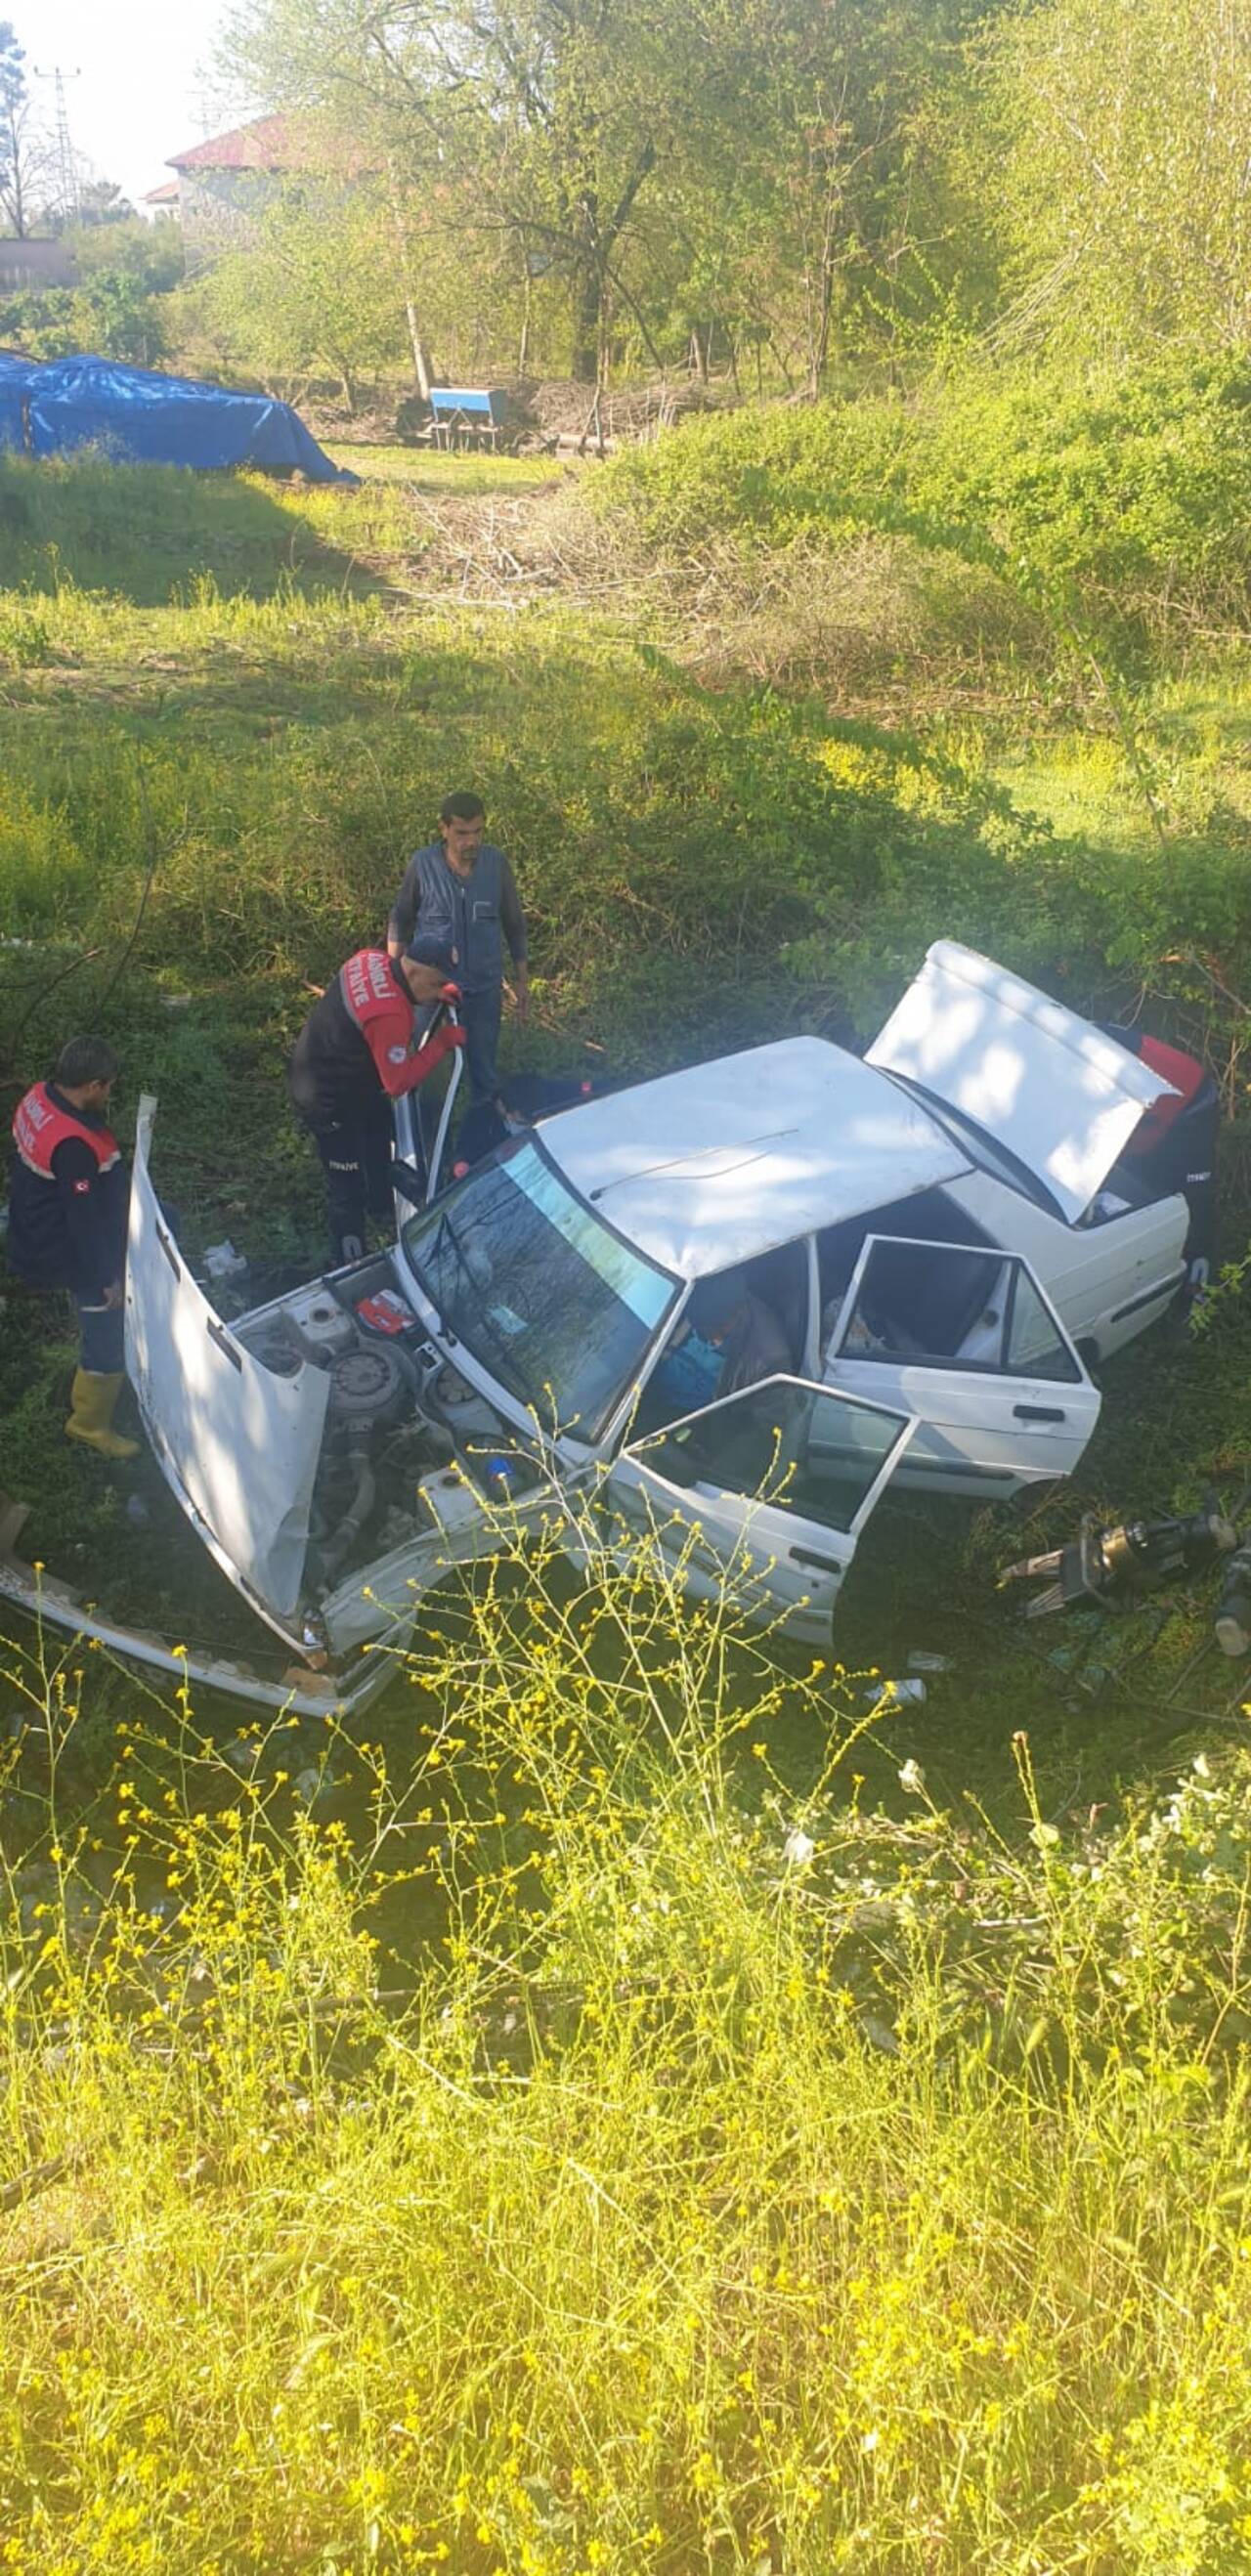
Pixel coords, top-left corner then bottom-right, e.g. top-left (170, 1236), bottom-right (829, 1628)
top-left (0, 353), bottom-right (355, 483)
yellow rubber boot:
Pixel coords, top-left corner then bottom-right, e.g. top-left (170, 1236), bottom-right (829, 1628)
top-left (65, 1370), bottom-right (139, 1461)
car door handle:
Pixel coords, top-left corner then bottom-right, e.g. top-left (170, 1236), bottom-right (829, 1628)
top-left (791, 1545), bottom-right (841, 1572)
top-left (1013, 1403), bottom-right (1064, 1423)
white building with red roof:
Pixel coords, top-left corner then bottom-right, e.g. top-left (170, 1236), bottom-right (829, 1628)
top-left (162, 115), bottom-right (348, 269)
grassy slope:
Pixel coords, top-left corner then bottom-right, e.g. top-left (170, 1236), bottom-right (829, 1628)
top-left (1, 435), bottom-right (1250, 2571)
top-left (1, 445), bottom-right (1247, 1711)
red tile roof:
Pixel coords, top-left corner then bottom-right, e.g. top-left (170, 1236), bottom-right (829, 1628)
top-left (143, 180), bottom-right (180, 204)
top-left (167, 114), bottom-right (312, 175)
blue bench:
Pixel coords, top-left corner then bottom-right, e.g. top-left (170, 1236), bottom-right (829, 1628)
top-left (428, 387), bottom-right (508, 451)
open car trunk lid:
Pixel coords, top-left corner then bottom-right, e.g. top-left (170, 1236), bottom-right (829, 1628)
top-left (125, 1095), bottom-right (330, 1652)
top-left (866, 941), bottom-right (1177, 1224)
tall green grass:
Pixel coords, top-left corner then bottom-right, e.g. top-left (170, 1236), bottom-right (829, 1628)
top-left (593, 355), bottom-right (1251, 654)
top-left (0, 451), bottom-right (420, 604)
top-left (5, 1533), bottom-right (1251, 2571)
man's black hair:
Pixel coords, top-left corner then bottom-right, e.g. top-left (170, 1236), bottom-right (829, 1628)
top-left (439, 791), bottom-right (486, 826)
top-left (54, 1036), bottom-right (118, 1091)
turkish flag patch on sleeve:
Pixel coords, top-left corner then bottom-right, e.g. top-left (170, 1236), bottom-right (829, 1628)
top-left (72, 1178), bottom-right (91, 1195)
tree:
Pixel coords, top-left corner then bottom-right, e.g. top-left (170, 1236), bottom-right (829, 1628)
top-left (0, 21), bottom-right (51, 239)
top-left (76, 177), bottom-right (136, 227)
top-left (194, 184), bottom-right (409, 408)
top-left (979, 0), bottom-right (1251, 358)
top-left (219, 0), bottom-right (1012, 388)
top-left (221, 0), bottom-right (671, 380)
top-left (70, 214), bottom-right (184, 295)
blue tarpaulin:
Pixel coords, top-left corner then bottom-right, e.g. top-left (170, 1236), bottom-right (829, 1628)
top-left (0, 353), bottom-right (355, 483)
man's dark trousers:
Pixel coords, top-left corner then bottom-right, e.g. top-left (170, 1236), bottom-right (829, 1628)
top-left (460, 987), bottom-right (502, 1107)
top-left (311, 1095), bottom-right (394, 1265)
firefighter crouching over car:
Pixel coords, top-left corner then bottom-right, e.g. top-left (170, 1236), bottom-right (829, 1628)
top-left (8, 1036), bottom-right (139, 1460)
top-left (288, 934), bottom-right (464, 1266)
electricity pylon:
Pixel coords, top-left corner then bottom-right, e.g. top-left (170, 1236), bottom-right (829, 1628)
top-left (34, 64), bottom-right (81, 223)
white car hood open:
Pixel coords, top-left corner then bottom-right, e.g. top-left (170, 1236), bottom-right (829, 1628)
top-left (126, 1096), bottom-right (329, 1641)
top-left (867, 941), bottom-right (1177, 1224)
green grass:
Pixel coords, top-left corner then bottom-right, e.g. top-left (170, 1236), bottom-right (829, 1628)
top-left (324, 442), bottom-right (572, 492)
top-left (0, 450), bottom-right (422, 604)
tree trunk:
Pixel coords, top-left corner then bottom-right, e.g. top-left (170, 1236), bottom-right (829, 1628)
top-left (569, 137), bottom-right (657, 382)
top-left (388, 180), bottom-right (435, 399)
top-left (571, 256), bottom-right (602, 383)
top-left (517, 261), bottom-right (533, 376)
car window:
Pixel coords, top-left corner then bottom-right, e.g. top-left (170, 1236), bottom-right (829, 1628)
top-left (1004, 1270), bottom-right (1080, 1382)
top-left (841, 1240), bottom-right (1010, 1365)
top-left (838, 1239), bottom-right (1080, 1381)
top-left (630, 1377), bottom-right (909, 1532)
top-left (402, 1138), bottom-right (678, 1439)
top-left (816, 1189), bottom-right (992, 1352)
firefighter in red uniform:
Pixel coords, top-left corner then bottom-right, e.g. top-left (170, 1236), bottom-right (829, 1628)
top-left (288, 933), bottom-right (464, 1265)
top-left (7, 1035), bottom-right (139, 1459)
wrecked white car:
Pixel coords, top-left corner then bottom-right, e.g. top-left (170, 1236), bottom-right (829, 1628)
top-left (0, 942), bottom-right (1216, 1712)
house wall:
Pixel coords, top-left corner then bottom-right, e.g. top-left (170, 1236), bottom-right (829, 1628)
top-left (177, 170), bottom-right (288, 273)
top-left (0, 237), bottom-right (77, 291)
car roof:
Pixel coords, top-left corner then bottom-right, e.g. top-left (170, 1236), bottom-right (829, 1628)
top-left (539, 1036), bottom-right (971, 1279)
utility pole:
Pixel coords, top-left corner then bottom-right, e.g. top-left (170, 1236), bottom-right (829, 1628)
top-left (34, 64), bottom-right (81, 224)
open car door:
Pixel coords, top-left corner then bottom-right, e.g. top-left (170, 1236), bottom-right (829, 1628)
top-left (125, 1095), bottom-right (330, 1655)
top-left (603, 1374), bottom-right (917, 1645)
top-left (825, 1234), bottom-right (1100, 1496)
top-left (867, 940), bottom-right (1176, 1222)
top-left (392, 1006), bottom-right (464, 1220)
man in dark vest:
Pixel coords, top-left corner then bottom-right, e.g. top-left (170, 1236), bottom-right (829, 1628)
top-left (7, 1035), bottom-right (138, 1458)
top-left (288, 934), bottom-right (464, 1266)
top-left (386, 792), bottom-right (529, 1108)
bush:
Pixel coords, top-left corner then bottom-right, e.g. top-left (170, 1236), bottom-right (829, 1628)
top-left (593, 356), bottom-right (1251, 651)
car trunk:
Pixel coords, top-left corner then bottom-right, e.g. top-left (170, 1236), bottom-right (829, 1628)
top-left (867, 941), bottom-right (1177, 1224)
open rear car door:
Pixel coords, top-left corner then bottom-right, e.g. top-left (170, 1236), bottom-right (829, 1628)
top-left (603, 1374), bottom-right (917, 1644)
top-left (867, 940), bottom-right (1176, 1222)
top-left (825, 1234), bottom-right (1100, 1496)
top-left (125, 1095), bottom-right (329, 1655)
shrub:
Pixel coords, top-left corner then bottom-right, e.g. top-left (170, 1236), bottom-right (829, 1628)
top-left (593, 355), bottom-right (1251, 651)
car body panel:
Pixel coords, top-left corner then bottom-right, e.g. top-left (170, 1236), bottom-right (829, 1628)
top-left (126, 1095), bottom-right (329, 1646)
top-left (824, 1235), bottom-right (1101, 1495)
top-left (318, 1465), bottom-right (554, 1653)
top-left (868, 941), bottom-right (1175, 1223)
top-left (603, 1374), bottom-right (918, 1642)
top-left (943, 1170), bottom-right (1188, 1358)
top-left (539, 1037), bottom-right (970, 1278)
top-left (0, 1542), bottom-right (394, 1718)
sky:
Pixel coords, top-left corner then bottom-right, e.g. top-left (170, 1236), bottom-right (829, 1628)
top-left (9, 0), bottom-right (241, 208)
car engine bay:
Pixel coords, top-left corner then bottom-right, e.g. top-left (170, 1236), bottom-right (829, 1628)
top-left (232, 1254), bottom-right (543, 1610)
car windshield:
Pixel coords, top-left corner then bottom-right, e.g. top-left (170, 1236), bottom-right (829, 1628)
top-left (401, 1138), bottom-right (678, 1439)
